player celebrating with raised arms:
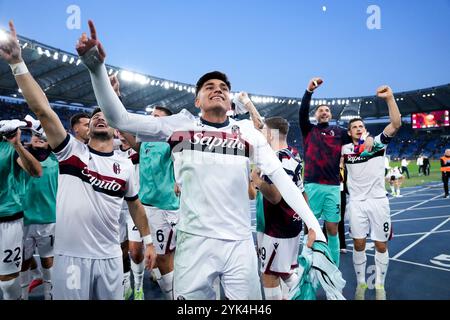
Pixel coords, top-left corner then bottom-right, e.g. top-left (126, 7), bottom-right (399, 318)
top-left (75, 20), bottom-right (345, 300)
top-left (0, 126), bottom-right (42, 300)
top-left (299, 77), bottom-right (374, 268)
top-left (342, 85), bottom-right (401, 300)
top-left (0, 21), bottom-right (157, 300)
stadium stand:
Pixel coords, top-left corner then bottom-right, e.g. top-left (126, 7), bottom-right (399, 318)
top-left (0, 35), bottom-right (448, 158)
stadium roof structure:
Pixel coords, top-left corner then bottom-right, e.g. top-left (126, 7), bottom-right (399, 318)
top-left (0, 34), bottom-right (449, 121)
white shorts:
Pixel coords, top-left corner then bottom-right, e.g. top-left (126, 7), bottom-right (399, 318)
top-left (346, 197), bottom-right (391, 242)
top-left (0, 218), bottom-right (24, 276)
top-left (23, 223), bottom-right (55, 260)
top-left (52, 254), bottom-right (123, 300)
top-left (387, 172), bottom-right (402, 181)
top-left (127, 206), bottom-right (178, 255)
top-left (119, 208), bottom-right (128, 243)
top-left (256, 232), bottom-right (300, 276)
top-left (173, 231), bottom-right (262, 300)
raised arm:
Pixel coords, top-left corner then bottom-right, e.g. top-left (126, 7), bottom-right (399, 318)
top-left (75, 21), bottom-right (165, 139)
top-left (0, 21), bottom-right (66, 149)
top-left (7, 129), bottom-right (42, 177)
top-left (299, 78), bottom-right (322, 137)
top-left (377, 85), bottom-right (402, 137)
top-left (235, 92), bottom-right (264, 130)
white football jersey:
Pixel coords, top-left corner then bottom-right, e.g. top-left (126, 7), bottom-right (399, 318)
top-left (53, 135), bottom-right (138, 259)
top-left (135, 109), bottom-right (282, 240)
top-left (342, 132), bottom-right (391, 201)
top-left (115, 146), bottom-right (139, 211)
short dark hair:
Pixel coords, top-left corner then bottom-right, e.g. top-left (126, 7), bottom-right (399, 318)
top-left (314, 104), bottom-right (330, 113)
top-left (90, 107), bottom-right (102, 118)
top-left (70, 113), bottom-right (90, 129)
top-left (153, 105), bottom-right (173, 116)
top-left (264, 117), bottom-right (290, 136)
top-left (195, 71), bottom-right (231, 97)
top-left (347, 117), bottom-right (365, 130)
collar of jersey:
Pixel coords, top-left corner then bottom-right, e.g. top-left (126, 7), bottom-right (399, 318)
top-left (120, 145), bottom-right (131, 152)
top-left (200, 117), bottom-right (230, 128)
top-left (88, 146), bottom-right (114, 157)
top-left (317, 122), bottom-right (329, 129)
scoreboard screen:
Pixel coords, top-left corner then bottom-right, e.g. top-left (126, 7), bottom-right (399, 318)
top-left (412, 110), bottom-right (449, 129)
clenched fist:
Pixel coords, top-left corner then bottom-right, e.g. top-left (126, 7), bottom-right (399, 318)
top-left (376, 85), bottom-right (394, 100)
top-left (307, 77), bottom-right (323, 92)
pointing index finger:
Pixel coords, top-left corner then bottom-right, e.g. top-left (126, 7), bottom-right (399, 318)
top-left (9, 20), bottom-right (17, 39)
top-left (88, 20), bottom-right (97, 40)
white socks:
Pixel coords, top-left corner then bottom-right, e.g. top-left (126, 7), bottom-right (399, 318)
top-left (131, 260), bottom-right (144, 291)
top-left (20, 270), bottom-right (30, 300)
top-left (353, 249), bottom-right (367, 285)
top-left (0, 277), bottom-right (21, 300)
top-left (42, 267), bottom-right (53, 300)
top-left (159, 271), bottom-right (174, 300)
top-left (282, 273), bottom-right (299, 289)
top-left (123, 270), bottom-right (131, 287)
top-left (30, 265), bottom-right (42, 280)
top-left (264, 286), bottom-right (282, 300)
top-left (375, 250), bottom-right (389, 288)
top-left (152, 267), bottom-right (162, 282)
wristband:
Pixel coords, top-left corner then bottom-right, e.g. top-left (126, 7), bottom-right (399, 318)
top-left (10, 61), bottom-right (29, 76)
top-left (143, 234), bottom-right (153, 246)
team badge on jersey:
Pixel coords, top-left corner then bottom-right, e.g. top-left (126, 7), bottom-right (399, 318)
top-left (113, 162), bottom-right (121, 174)
top-left (231, 125), bottom-right (241, 137)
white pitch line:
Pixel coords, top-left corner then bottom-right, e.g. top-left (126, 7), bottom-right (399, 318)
top-left (399, 186), bottom-right (432, 196)
top-left (385, 187), bottom-right (432, 200)
top-left (393, 193), bottom-right (439, 198)
top-left (390, 200), bottom-right (430, 205)
top-left (406, 205), bottom-right (450, 211)
top-left (391, 194), bottom-right (445, 217)
top-left (392, 215), bottom-right (450, 223)
top-left (349, 250), bottom-right (450, 272)
top-left (402, 192), bottom-right (436, 196)
top-left (393, 217), bottom-right (450, 259)
top-left (391, 257), bottom-right (450, 272)
top-left (345, 229), bottom-right (450, 239)
top-left (390, 229), bottom-right (450, 237)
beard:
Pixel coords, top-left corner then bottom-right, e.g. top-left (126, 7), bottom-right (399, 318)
top-left (91, 130), bottom-right (113, 141)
